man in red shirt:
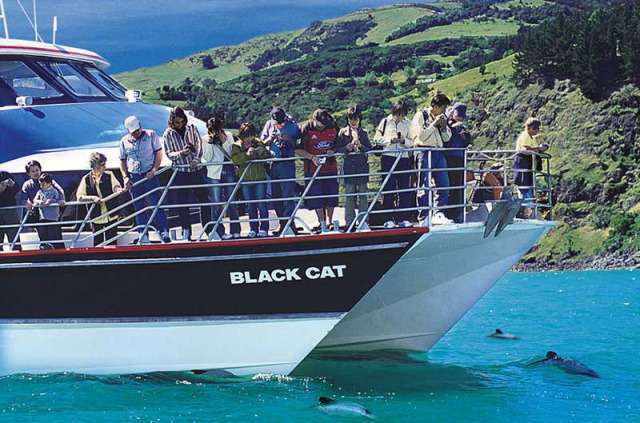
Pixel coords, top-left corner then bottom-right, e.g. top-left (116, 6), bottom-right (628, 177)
top-left (296, 109), bottom-right (339, 232)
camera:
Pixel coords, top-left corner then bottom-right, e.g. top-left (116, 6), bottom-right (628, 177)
top-left (318, 157), bottom-right (327, 165)
top-left (186, 143), bottom-right (197, 153)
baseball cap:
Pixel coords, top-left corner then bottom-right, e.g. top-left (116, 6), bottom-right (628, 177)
top-left (271, 107), bottom-right (286, 124)
top-left (450, 103), bottom-right (467, 119)
top-left (124, 116), bottom-right (141, 133)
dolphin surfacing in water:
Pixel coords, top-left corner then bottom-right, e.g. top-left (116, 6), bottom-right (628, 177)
top-left (527, 351), bottom-right (600, 378)
top-left (318, 396), bottom-right (375, 419)
top-left (484, 186), bottom-right (523, 238)
top-left (488, 329), bottom-right (520, 340)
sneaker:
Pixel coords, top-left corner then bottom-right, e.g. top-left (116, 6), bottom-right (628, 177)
top-left (221, 233), bottom-right (233, 240)
top-left (131, 234), bottom-right (150, 245)
top-left (232, 233), bottom-right (241, 239)
top-left (258, 230), bottom-right (268, 237)
top-left (248, 231), bottom-right (257, 238)
top-left (161, 230), bottom-right (171, 243)
top-left (399, 220), bottom-right (413, 228)
top-left (383, 220), bottom-right (397, 229)
top-left (431, 212), bottom-right (453, 225)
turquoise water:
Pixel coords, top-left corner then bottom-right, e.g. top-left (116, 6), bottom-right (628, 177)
top-left (1, 270), bottom-right (638, 422)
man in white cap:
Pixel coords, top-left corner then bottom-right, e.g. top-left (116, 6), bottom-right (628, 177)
top-left (119, 115), bottom-right (170, 243)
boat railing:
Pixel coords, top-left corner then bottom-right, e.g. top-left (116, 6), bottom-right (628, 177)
top-left (0, 147), bottom-right (552, 251)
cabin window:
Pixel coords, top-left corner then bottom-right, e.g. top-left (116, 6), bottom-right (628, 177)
top-left (82, 65), bottom-right (127, 100)
top-left (0, 60), bottom-right (62, 102)
top-left (38, 62), bottom-right (107, 98)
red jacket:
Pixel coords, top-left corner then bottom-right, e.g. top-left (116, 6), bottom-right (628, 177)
top-left (299, 121), bottom-right (338, 174)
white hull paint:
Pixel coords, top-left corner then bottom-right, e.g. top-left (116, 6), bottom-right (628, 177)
top-left (316, 221), bottom-right (554, 352)
top-left (0, 314), bottom-right (343, 376)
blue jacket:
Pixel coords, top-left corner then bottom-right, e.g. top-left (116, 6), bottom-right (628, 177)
top-left (261, 117), bottom-right (301, 159)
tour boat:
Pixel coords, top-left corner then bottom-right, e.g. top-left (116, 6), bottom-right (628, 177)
top-left (0, 28), bottom-right (556, 376)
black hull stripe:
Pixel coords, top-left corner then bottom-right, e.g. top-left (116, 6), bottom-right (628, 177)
top-left (0, 243), bottom-right (407, 269)
top-left (0, 312), bottom-right (345, 325)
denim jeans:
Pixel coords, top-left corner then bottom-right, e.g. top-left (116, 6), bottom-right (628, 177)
top-left (172, 171), bottom-right (212, 231)
top-left (444, 154), bottom-right (464, 223)
top-left (270, 161), bottom-right (296, 227)
top-left (344, 181), bottom-right (369, 229)
top-left (380, 155), bottom-right (411, 223)
top-left (417, 150), bottom-right (449, 220)
top-left (206, 165), bottom-right (240, 236)
top-left (242, 181), bottom-right (270, 232)
top-left (130, 174), bottom-right (169, 233)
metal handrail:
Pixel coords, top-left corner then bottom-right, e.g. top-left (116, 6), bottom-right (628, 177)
top-left (0, 148), bottom-right (553, 251)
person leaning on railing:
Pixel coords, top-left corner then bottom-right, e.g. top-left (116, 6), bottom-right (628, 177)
top-left (513, 117), bottom-right (548, 219)
top-left (336, 105), bottom-right (371, 231)
top-left (21, 160), bottom-right (65, 241)
top-left (296, 109), bottom-right (339, 233)
top-left (32, 173), bottom-right (64, 250)
top-left (76, 152), bottom-right (125, 246)
top-left (260, 107), bottom-right (300, 235)
top-left (410, 93), bottom-right (453, 226)
top-left (231, 123), bottom-right (271, 238)
top-left (444, 102), bottom-right (472, 224)
top-left (163, 107), bottom-right (212, 241)
top-left (119, 115), bottom-right (171, 244)
top-left (202, 116), bottom-right (241, 240)
top-left (0, 169), bottom-right (21, 251)
top-left (373, 101), bottom-right (413, 229)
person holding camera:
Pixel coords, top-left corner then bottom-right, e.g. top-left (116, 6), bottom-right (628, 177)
top-left (163, 107), bottom-right (212, 241)
top-left (202, 116), bottom-right (241, 239)
top-left (514, 117), bottom-right (548, 219)
top-left (445, 103), bottom-right (472, 223)
top-left (410, 93), bottom-right (453, 225)
top-left (0, 169), bottom-right (21, 251)
top-left (373, 101), bottom-right (414, 229)
top-left (336, 105), bottom-right (372, 231)
top-left (260, 107), bottom-right (300, 235)
top-left (296, 109), bottom-right (339, 233)
top-left (21, 160), bottom-right (66, 240)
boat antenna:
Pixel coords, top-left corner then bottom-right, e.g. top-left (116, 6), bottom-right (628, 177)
top-left (52, 15), bottom-right (56, 44)
top-left (15, 0), bottom-right (43, 42)
top-left (0, 0), bottom-right (9, 38)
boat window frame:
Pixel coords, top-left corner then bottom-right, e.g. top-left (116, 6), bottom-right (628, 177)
top-left (35, 60), bottom-right (111, 100)
top-left (0, 59), bottom-right (67, 105)
top-left (74, 63), bottom-right (128, 100)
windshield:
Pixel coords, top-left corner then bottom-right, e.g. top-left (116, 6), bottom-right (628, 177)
top-left (38, 62), bottom-right (107, 98)
top-left (82, 65), bottom-right (127, 99)
top-left (0, 60), bottom-right (63, 103)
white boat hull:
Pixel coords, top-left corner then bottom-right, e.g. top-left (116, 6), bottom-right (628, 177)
top-left (315, 221), bottom-right (554, 352)
top-left (0, 314), bottom-right (342, 376)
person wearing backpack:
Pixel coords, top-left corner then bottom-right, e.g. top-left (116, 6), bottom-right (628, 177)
top-left (410, 93), bottom-right (453, 225)
top-left (373, 101), bottom-right (413, 229)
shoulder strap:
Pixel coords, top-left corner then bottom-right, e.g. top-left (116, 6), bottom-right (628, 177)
top-left (378, 118), bottom-right (387, 135)
top-left (214, 143), bottom-right (233, 162)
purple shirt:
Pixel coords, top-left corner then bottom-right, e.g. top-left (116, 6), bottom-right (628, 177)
top-left (119, 129), bottom-right (163, 174)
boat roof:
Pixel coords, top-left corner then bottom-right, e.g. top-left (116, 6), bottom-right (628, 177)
top-left (0, 38), bottom-right (110, 69)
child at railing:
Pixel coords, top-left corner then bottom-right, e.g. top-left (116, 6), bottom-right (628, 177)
top-left (336, 105), bottom-right (371, 231)
top-left (21, 160), bottom-right (66, 242)
top-left (231, 123), bottom-right (270, 238)
top-left (33, 173), bottom-right (64, 249)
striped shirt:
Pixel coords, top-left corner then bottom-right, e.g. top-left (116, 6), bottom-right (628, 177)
top-left (163, 124), bottom-right (203, 173)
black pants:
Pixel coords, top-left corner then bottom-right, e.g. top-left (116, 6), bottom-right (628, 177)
top-left (445, 155), bottom-right (465, 223)
top-left (39, 219), bottom-right (64, 249)
top-left (92, 221), bottom-right (118, 246)
top-left (0, 208), bottom-right (21, 251)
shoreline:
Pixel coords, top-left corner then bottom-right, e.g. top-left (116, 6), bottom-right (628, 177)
top-left (512, 250), bottom-right (640, 272)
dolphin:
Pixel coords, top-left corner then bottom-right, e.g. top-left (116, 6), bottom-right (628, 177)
top-left (318, 396), bottom-right (375, 419)
top-left (494, 197), bottom-right (524, 237)
top-left (484, 186), bottom-right (519, 238)
top-left (527, 351), bottom-right (600, 378)
top-left (488, 329), bottom-right (520, 340)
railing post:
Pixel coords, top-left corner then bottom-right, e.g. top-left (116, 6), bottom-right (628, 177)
top-left (426, 149), bottom-right (432, 226)
top-left (357, 151), bottom-right (402, 231)
top-left (9, 207), bottom-right (30, 250)
top-left (463, 148), bottom-right (468, 224)
top-left (209, 162), bottom-right (252, 240)
top-left (281, 160), bottom-right (323, 237)
top-left (70, 202), bottom-right (97, 248)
